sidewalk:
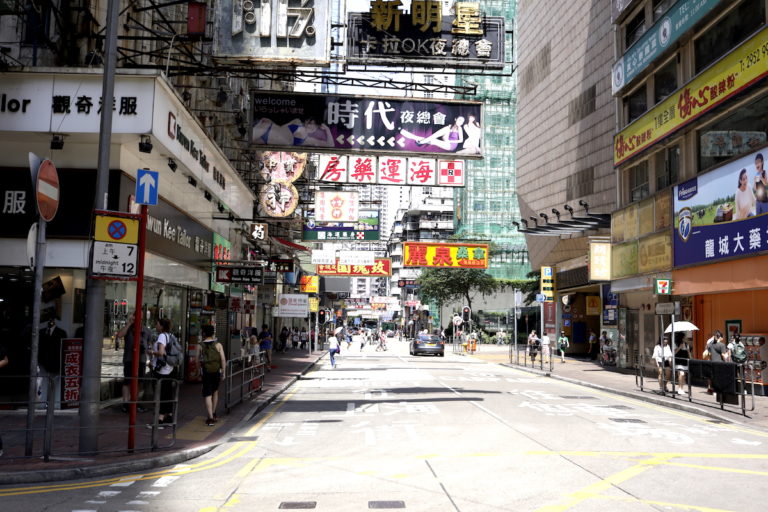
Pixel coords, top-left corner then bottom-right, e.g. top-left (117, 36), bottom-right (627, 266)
top-left (0, 347), bottom-right (327, 485)
top-left (470, 344), bottom-right (768, 430)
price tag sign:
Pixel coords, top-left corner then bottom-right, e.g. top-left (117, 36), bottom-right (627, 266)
top-left (91, 241), bottom-right (138, 277)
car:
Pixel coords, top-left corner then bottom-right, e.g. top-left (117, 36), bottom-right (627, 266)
top-left (386, 330), bottom-right (395, 337)
top-left (410, 333), bottom-right (445, 357)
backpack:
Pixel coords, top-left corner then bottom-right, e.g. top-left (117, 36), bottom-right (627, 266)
top-left (201, 341), bottom-right (222, 373)
top-left (731, 342), bottom-right (748, 364)
top-left (164, 333), bottom-right (182, 366)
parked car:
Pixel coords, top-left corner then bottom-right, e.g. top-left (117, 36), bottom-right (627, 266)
top-left (409, 333), bottom-right (445, 357)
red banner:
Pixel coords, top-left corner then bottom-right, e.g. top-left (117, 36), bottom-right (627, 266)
top-left (316, 258), bottom-right (392, 276)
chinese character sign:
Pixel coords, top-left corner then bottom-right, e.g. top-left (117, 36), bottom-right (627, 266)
top-left (403, 242), bottom-right (488, 269)
top-left (317, 155), bottom-right (464, 187)
top-left (673, 146), bottom-right (768, 267)
top-left (251, 92), bottom-right (483, 157)
top-left (316, 258), bottom-right (392, 276)
top-left (314, 191), bottom-right (360, 222)
top-left (61, 339), bottom-right (83, 408)
top-left (277, 293), bottom-right (310, 318)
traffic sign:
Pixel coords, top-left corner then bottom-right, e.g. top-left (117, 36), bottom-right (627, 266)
top-left (36, 159), bottom-right (60, 222)
top-left (452, 314), bottom-right (463, 327)
top-left (535, 293), bottom-right (546, 303)
top-left (91, 241), bottom-right (138, 277)
top-left (95, 213), bottom-right (140, 244)
top-left (135, 168), bottom-right (159, 205)
top-left (655, 302), bottom-right (675, 315)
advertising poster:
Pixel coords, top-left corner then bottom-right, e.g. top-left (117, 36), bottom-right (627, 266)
top-left (303, 209), bottom-right (380, 241)
top-left (674, 147), bottom-right (768, 266)
top-left (403, 242), bottom-right (488, 269)
top-left (251, 92), bottom-right (483, 157)
top-left (316, 258), bottom-right (392, 277)
top-left (300, 275), bottom-right (319, 293)
top-left (277, 294), bottom-right (309, 318)
top-left (61, 338), bottom-right (83, 408)
top-left (314, 191), bottom-right (360, 222)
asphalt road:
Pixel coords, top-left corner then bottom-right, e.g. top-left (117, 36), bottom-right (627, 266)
top-left (2, 340), bottom-right (768, 511)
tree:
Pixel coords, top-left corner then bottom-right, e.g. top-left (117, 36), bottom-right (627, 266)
top-left (416, 268), bottom-right (500, 312)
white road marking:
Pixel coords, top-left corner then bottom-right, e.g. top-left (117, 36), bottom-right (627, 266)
top-left (110, 478), bottom-right (138, 487)
top-left (126, 500), bottom-right (150, 505)
top-left (97, 491), bottom-right (122, 498)
top-left (732, 438), bottom-right (762, 446)
top-left (151, 475), bottom-right (180, 487)
top-left (137, 491), bottom-right (161, 498)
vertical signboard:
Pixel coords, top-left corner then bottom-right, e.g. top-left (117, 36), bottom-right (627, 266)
top-left (540, 266), bottom-right (555, 302)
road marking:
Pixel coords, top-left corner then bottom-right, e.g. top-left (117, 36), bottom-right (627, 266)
top-left (96, 490), bottom-right (121, 497)
top-left (590, 493), bottom-right (738, 512)
top-left (152, 476), bottom-right (179, 487)
top-left (110, 479), bottom-right (138, 487)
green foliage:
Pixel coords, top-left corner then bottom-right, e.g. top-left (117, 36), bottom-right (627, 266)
top-left (417, 267), bottom-right (500, 311)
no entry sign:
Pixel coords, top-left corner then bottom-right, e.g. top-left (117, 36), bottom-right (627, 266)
top-left (36, 159), bottom-right (59, 222)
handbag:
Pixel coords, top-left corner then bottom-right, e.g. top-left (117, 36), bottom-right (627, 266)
top-left (702, 348), bottom-right (711, 360)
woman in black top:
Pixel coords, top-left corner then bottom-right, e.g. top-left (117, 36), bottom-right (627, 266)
top-left (674, 336), bottom-right (691, 395)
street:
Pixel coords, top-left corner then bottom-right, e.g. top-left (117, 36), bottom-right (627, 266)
top-left (2, 340), bottom-right (767, 512)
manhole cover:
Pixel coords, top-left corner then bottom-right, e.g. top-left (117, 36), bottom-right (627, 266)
top-left (560, 396), bottom-right (597, 400)
top-left (609, 418), bottom-right (646, 423)
top-left (279, 502), bottom-right (317, 509)
top-left (369, 501), bottom-right (405, 509)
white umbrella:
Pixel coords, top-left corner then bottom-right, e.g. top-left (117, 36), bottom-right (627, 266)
top-left (664, 321), bottom-right (699, 333)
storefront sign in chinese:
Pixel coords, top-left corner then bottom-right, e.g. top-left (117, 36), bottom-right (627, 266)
top-left (674, 146), bottom-right (768, 266)
top-left (317, 155), bottom-right (466, 186)
top-left (338, 251), bottom-right (374, 266)
top-left (277, 293), bottom-right (310, 318)
top-left (347, 3), bottom-right (505, 70)
top-left (251, 223), bottom-right (268, 240)
top-left (612, 0), bottom-right (723, 95)
top-left (215, 266), bottom-right (264, 284)
top-left (316, 258), bottom-right (392, 276)
top-left (61, 338), bottom-right (83, 408)
top-left (256, 152), bottom-right (306, 182)
top-left (303, 209), bottom-right (380, 241)
top-left (403, 242), bottom-right (488, 269)
top-left (251, 92), bottom-right (483, 158)
top-left (212, 0), bottom-right (331, 65)
top-left (614, 24), bottom-right (768, 166)
top-left (267, 258), bottom-right (294, 273)
top-left (300, 275), bottom-right (319, 293)
top-left (589, 243), bottom-right (611, 281)
top-left (314, 191), bottom-right (359, 222)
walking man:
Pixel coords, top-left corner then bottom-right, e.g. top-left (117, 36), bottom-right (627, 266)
top-left (200, 324), bottom-right (226, 426)
top-left (117, 312), bottom-right (150, 413)
top-left (557, 330), bottom-right (570, 363)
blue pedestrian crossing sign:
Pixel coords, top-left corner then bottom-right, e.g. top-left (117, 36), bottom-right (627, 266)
top-left (135, 168), bottom-right (159, 205)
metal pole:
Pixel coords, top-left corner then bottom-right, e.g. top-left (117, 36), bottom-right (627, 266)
top-left (25, 218), bottom-right (46, 456)
top-left (128, 205), bottom-right (148, 451)
top-left (670, 313), bottom-right (676, 395)
top-left (80, 0), bottom-right (119, 454)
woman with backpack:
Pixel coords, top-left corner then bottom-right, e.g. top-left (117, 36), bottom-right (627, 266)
top-left (200, 324), bottom-right (226, 426)
top-left (148, 318), bottom-right (177, 427)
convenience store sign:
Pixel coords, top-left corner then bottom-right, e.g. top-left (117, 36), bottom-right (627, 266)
top-left (614, 25), bottom-right (768, 166)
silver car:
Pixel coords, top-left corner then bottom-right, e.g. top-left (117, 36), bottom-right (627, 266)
top-left (409, 334), bottom-right (445, 357)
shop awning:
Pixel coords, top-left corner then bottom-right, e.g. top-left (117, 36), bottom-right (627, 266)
top-left (271, 236), bottom-right (310, 252)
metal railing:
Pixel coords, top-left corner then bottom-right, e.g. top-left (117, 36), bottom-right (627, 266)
top-left (0, 373), bottom-right (179, 462)
top-left (223, 353), bottom-right (266, 412)
top-left (508, 342), bottom-right (555, 372)
top-left (635, 355), bottom-right (755, 416)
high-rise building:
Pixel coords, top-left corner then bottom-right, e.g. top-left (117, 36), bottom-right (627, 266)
top-left (455, 0), bottom-right (530, 280)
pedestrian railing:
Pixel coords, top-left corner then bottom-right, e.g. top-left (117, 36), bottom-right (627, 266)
top-left (635, 355), bottom-right (756, 416)
top-left (0, 373), bottom-right (180, 463)
top-left (223, 353), bottom-right (266, 412)
top-left (508, 342), bottom-right (555, 372)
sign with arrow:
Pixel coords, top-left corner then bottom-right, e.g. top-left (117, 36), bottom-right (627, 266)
top-left (135, 168), bottom-right (159, 206)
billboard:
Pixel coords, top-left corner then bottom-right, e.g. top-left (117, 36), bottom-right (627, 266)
top-left (614, 25), bottom-right (768, 166)
top-left (212, 0), bottom-right (331, 65)
top-left (403, 242), bottom-right (488, 269)
top-left (674, 147), bottom-right (768, 266)
top-left (347, 11), bottom-right (505, 70)
top-left (316, 258), bottom-right (392, 276)
top-left (277, 294), bottom-right (309, 318)
top-left (300, 275), bottom-right (319, 293)
top-left (317, 155), bottom-right (465, 187)
top-left (251, 92), bottom-right (483, 157)
top-left (303, 209), bottom-right (380, 241)
top-left (314, 191), bottom-right (360, 222)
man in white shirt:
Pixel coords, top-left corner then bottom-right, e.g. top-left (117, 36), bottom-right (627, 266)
top-left (652, 336), bottom-right (674, 393)
top-left (541, 331), bottom-right (551, 364)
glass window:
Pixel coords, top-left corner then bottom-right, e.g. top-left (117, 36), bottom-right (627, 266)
top-left (23, 0), bottom-right (51, 44)
top-left (655, 145), bottom-right (679, 190)
top-left (694, 0), bottom-right (764, 74)
top-left (474, 200), bottom-right (485, 211)
top-left (625, 10), bottom-right (646, 49)
top-left (624, 85), bottom-right (647, 124)
top-left (654, 59), bottom-right (677, 104)
top-left (629, 161), bottom-right (650, 202)
top-left (652, 0), bottom-right (675, 21)
top-left (698, 94), bottom-right (768, 172)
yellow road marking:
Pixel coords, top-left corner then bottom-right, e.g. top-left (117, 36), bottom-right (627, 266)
top-left (593, 493), bottom-right (739, 512)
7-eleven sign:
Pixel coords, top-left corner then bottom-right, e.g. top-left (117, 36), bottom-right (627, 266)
top-left (654, 279), bottom-right (671, 295)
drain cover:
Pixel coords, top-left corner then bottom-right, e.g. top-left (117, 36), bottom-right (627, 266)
top-left (369, 501), bottom-right (405, 509)
top-left (609, 418), bottom-right (646, 423)
top-left (279, 502), bottom-right (317, 509)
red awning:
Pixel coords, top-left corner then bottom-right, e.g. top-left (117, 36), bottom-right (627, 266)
top-left (271, 236), bottom-right (310, 252)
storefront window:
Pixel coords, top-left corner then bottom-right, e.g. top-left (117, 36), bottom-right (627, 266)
top-left (698, 94), bottom-right (768, 172)
top-left (694, 0), bottom-right (764, 74)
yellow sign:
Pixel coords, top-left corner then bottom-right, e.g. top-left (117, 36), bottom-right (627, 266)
top-left (308, 297), bottom-right (319, 313)
top-left (638, 232), bottom-right (672, 274)
top-left (540, 266), bottom-right (555, 302)
top-left (585, 296), bottom-right (601, 316)
top-left (403, 242), bottom-right (488, 269)
top-left (589, 243), bottom-right (612, 281)
top-left (611, 241), bottom-right (638, 279)
top-left (614, 25), bottom-right (768, 166)
top-left (300, 275), bottom-right (319, 294)
top-left (94, 213), bottom-right (139, 244)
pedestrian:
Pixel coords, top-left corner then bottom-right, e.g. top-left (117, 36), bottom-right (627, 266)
top-left (496, 330), bottom-right (505, 345)
top-left (674, 336), bottom-right (691, 395)
top-left (328, 332), bottom-right (340, 368)
top-left (652, 336), bottom-right (673, 393)
top-left (726, 333), bottom-right (746, 363)
top-left (528, 332), bottom-right (540, 363)
top-left (38, 317), bottom-right (67, 407)
top-left (291, 328), bottom-right (299, 350)
top-left (0, 340), bottom-right (8, 456)
top-left (541, 331), bottom-right (551, 364)
top-left (248, 328), bottom-right (260, 358)
top-left (148, 318), bottom-right (177, 427)
top-left (705, 330), bottom-right (729, 394)
top-left (199, 324), bottom-right (226, 426)
top-left (278, 326), bottom-right (289, 353)
top-left (300, 327), bottom-right (309, 350)
top-left (356, 329), bottom-right (366, 351)
top-left (588, 330), bottom-right (599, 360)
top-left (527, 330), bottom-right (538, 360)
top-left (116, 312), bottom-right (150, 413)
top-left (557, 330), bottom-right (570, 363)
top-left (258, 324), bottom-right (274, 370)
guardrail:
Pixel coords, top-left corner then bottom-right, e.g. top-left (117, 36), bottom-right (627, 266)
top-left (223, 353), bottom-right (266, 412)
top-left (508, 342), bottom-right (554, 372)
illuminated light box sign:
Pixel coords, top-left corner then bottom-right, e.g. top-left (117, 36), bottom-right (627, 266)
top-left (314, 191), bottom-right (359, 222)
top-left (303, 209), bottom-right (380, 241)
top-left (317, 155), bottom-right (465, 187)
top-left (251, 92), bottom-right (483, 158)
top-left (316, 258), bottom-right (392, 276)
top-left (403, 242), bottom-right (488, 269)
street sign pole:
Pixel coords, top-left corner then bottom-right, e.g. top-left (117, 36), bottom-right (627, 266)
top-left (24, 213), bottom-right (46, 456)
top-left (128, 205), bottom-right (148, 451)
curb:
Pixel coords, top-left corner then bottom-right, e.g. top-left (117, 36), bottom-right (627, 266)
top-left (0, 355), bottom-right (324, 486)
top-left (500, 362), bottom-right (746, 426)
